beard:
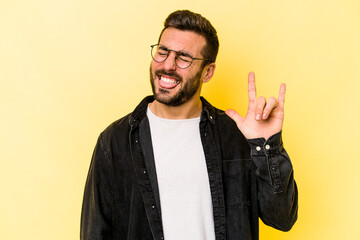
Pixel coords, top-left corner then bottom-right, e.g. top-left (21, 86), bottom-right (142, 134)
top-left (149, 65), bottom-right (203, 107)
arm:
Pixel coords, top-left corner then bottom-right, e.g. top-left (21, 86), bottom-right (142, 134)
top-left (247, 132), bottom-right (298, 231)
top-left (226, 72), bottom-right (298, 230)
top-left (80, 133), bottom-right (113, 239)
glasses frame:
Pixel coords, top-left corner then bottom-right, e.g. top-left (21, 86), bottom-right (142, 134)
top-left (150, 44), bottom-right (213, 69)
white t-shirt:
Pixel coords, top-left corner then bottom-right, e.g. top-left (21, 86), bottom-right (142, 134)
top-left (147, 106), bottom-right (215, 240)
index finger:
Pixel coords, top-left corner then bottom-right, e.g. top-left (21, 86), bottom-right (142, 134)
top-left (277, 83), bottom-right (286, 110)
top-left (248, 72), bottom-right (257, 103)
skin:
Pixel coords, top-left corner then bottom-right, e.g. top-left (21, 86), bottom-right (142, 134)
top-left (149, 64), bottom-right (203, 107)
top-left (149, 27), bottom-right (215, 119)
top-left (150, 28), bottom-right (286, 140)
top-left (225, 72), bottom-right (286, 140)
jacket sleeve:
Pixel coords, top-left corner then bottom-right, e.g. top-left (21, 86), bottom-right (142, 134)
top-left (247, 131), bottom-right (298, 231)
top-left (80, 133), bottom-right (113, 239)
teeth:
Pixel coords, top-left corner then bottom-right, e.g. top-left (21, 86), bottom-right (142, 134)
top-left (160, 76), bottom-right (178, 84)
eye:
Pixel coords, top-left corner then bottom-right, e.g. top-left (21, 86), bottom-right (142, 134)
top-left (178, 57), bottom-right (192, 63)
top-left (157, 48), bottom-right (169, 56)
top-left (178, 52), bottom-right (193, 63)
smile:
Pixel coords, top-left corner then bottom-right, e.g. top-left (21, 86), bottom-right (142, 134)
top-left (158, 75), bottom-right (180, 89)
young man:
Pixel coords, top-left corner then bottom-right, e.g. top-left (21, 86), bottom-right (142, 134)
top-left (81, 10), bottom-right (298, 240)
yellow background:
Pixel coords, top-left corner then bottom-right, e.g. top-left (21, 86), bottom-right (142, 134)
top-left (1, 0), bottom-right (359, 239)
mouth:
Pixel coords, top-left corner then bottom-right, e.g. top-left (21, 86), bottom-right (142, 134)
top-left (157, 74), bottom-right (181, 89)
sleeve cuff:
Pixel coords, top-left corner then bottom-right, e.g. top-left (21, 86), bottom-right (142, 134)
top-left (246, 131), bottom-right (284, 156)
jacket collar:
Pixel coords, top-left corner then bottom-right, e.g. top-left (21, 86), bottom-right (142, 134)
top-left (200, 97), bottom-right (216, 124)
top-left (129, 96), bottom-right (216, 128)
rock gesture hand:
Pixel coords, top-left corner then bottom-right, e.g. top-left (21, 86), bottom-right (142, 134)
top-left (225, 72), bottom-right (286, 140)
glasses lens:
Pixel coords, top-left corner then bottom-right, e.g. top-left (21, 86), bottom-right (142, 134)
top-left (151, 45), bottom-right (168, 63)
top-left (176, 54), bottom-right (193, 69)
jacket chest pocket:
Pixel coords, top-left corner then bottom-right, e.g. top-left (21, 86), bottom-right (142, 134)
top-left (222, 159), bottom-right (252, 207)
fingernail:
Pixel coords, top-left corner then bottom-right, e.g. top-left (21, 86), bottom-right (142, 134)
top-left (256, 114), bottom-right (260, 120)
top-left (263, 113), bottom-right (267, 119)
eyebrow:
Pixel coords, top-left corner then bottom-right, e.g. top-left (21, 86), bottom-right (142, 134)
top-left (158, 44), bottom-right (169, 50)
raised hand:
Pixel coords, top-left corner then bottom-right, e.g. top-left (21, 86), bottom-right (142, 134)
top-left (225, 72), bottom-right (286, 140)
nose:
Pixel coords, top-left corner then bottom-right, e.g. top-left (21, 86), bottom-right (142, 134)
top-left (162, 51), bottom-right (177, 71)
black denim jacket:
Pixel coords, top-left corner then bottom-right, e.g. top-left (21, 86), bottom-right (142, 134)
top-left (81, 96), bottom-right (298, 240)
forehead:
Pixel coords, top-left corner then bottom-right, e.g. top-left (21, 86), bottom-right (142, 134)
top-left (159, 27), bottom-right (206, 56)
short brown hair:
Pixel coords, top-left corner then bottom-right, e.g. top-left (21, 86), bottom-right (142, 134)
top-left (158, 10), bottom-right (219, 65)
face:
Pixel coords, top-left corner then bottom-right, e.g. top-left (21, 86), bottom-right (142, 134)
top-left (150, 27), bottom-right (208, 106)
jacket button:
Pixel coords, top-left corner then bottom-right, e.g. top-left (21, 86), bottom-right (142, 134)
top-left (265, 144), bottom-right (270, 150)
top-left (256, 146), bottom-right (261, 151)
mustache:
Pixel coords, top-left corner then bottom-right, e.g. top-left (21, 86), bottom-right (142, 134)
top-left (154, 69), bottom-right (182, 82)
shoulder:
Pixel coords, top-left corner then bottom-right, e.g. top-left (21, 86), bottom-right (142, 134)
top-left (99, 95), bottom-right (154, 143)
top-left (103, 113), bottom-right (131, 135)
top-left (98, 113), bottom-right (132, 150)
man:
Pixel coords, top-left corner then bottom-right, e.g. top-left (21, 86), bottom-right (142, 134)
top-left (81, 10), bottom-right (298, 240)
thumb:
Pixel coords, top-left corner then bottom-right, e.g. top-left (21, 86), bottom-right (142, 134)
top-left (225, 109), bottom-right (244, 130)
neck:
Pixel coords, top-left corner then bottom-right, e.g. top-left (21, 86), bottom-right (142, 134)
top-left (149, 96), bottom-right (202, 119)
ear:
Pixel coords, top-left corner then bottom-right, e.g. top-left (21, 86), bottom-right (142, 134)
top-left (202, 63), bottom-right (216, 83)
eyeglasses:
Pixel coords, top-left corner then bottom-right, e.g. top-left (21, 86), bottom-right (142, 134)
top-left (151, 44), bottom-right (212, 69)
